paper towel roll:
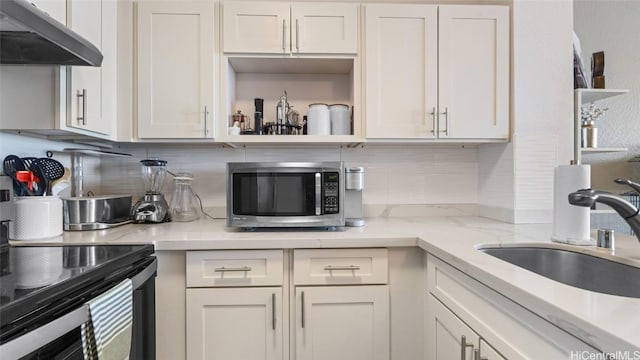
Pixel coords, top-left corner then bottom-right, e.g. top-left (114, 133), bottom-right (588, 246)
top-left (551, 164), bottom-right (593, 245)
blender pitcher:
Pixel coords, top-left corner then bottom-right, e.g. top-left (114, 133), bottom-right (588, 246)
top-left (169, 173), bottom-right (199, 222)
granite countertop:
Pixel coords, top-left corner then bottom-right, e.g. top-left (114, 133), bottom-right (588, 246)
top-left (11, 215), bottom-right (640, 353)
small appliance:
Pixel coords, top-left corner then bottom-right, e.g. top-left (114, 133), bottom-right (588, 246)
top-left (132, 159), bottom-right (170, 223)
top-left (227, 162), bottom-right (344, 229)
top-left (344, 167), bottom-right (365, 226)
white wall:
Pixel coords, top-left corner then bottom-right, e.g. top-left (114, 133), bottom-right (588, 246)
top-left (478, 0), bottom-right (574, 223)
top-left (574, 0), bottom-right (640, 190)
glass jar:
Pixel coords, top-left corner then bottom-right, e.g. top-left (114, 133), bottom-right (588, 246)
top-left (169, 172), bottom-right (200, 222)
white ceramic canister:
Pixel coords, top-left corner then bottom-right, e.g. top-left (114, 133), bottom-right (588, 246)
top-left (11, 196), bottom-right (63, 240)
top-left (307, 103), bottom-right (331, 135)
top-left (329, 104), bottom-right (351, 135)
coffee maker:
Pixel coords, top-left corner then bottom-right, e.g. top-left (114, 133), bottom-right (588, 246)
top-left (344, 167), bottom-right (365, 227)
top-left (131, 159), bottom-right (170, 223)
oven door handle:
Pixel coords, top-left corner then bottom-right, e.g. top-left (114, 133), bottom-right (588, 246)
top-left (0, 258), bottom-right (157, 360)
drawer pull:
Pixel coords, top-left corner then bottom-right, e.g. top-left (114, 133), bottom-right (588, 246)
top-left (324, 265), bottom-right (361, 271)
top-left (214, 266), bottom-right (252, 272)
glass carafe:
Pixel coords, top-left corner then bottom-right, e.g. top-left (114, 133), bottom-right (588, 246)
top-left (169, 173), bottom-right (199, 222)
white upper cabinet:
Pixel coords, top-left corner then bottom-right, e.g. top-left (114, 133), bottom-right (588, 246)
top-left (136, 0), bottom-right (215, 139)
top-left (223, 1), bottom-right (358, 55)
top-left (66, 0), bottom-right (117, 137)
top-left (291, 3), bottom-right (358, 54)
top-left (364, 5), bottom-right (438, 139)
top-left (365, 4), bottom-right (509, 141)
top-left (438, 6), bottom-right (509, 139)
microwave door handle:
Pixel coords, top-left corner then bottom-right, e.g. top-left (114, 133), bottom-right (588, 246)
top-left (315, 173), bottom-right (322, 215)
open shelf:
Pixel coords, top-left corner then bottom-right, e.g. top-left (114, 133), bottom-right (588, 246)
top-left (581, 147), bottom-right (628, 154)
top-left (575, 89), bottom-right (629, 104)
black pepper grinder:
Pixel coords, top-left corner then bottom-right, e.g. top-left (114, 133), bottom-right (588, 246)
top-left (254, 98), bottom-right (264, 135)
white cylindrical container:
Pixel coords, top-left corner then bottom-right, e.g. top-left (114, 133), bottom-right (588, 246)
top-left (11, 196), bottom-right (63, 240)
top-left (551, 164), bottom-right (592, 245)
top-left (307, 103), bottom-right (330, 135)
top-left (329, 104), bottom-right (351, 135)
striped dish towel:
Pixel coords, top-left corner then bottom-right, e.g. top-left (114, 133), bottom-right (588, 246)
top-left (82, 278), bottom-right (133, 360)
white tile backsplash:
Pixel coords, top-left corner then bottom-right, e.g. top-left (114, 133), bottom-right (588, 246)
top-left (99, 143), bottom-right (480, 210)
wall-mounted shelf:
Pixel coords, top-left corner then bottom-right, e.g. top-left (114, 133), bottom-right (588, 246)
top-left (581, 147), bottom-right (628, 154)
top-left (576, 89), bottom-right (629, 104)
top-left (573, 88), bottom-right (629, 164)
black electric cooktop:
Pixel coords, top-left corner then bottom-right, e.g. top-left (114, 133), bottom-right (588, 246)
top-left (0, 243), bottom-right (154, 339)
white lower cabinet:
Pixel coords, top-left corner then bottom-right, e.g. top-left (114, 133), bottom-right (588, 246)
top-left (184, 249), bottom-right (390, 360)
top-left (428, 295), bottom-right (504, 360)
top-left (293, 248), bottom-right (390, 360)
top-left (186, 287), bottom-right (283, 360)
top-left (425, 253), bottom-right (599, 359)
top-left (294, 285), bottom-right (389, 360)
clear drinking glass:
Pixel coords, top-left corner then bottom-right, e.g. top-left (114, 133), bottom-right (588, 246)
top-left (169, 172), bottom-right (199, 222)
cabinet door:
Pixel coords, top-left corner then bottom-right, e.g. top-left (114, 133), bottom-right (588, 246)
top-left (186, 287), bottom-right (283, 360)
top-left (137, 0), bottom-right (214, 139)
top-left (364, 4), bottom-right (438, 139)
top-left (291, 3), bottom-right (358, 54)
top-left (222, 1), bottom-right (290, 54)
top-left (438, 5), bottom-right (509, 139)
top-left (295, 285), bottom-right (389, 360)
top-left (427, 295), bottom-right (479, 360)
top-left (67, 0), bottom-right (116, 136)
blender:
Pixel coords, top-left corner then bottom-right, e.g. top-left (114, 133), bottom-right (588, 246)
top-left (131, 159), bottom-right (171, 223)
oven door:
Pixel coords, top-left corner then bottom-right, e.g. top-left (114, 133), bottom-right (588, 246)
top-left (1, 258), bottom-right (156, 360)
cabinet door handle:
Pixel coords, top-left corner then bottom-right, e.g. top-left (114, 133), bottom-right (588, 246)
top-left (441, 107), bottom-right (449, 136)
top-left (76, 89), bottom-right (87, 125)
top-left (460, 335), bottom-right (474, 360)
top-left (430, 107), bottom-right (437, 134)
top-left (203, 106), bottom-right (209, 136)
top-left (323, 265), bottom-right (361, 271)
top-left (272, 293), bottom-right (276, 330)
top-left (282, 19), bottom-right (287, 53)
top-left (474, 349), bottom-right (488, 360)
top-left (301, 291), bottom-right (305, 328)
top-left (295, 19), bottom-right (299, 52)
top-left (214, 266), bottom-right (252, 272)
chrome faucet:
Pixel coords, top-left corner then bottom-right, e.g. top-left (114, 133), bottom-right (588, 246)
top-left (568, 178), bottom-right (640, 241)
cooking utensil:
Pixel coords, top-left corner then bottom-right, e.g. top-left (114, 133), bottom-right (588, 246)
top-left (3, 155), bottom-right (28, 195)
top-left (33, 158), bottom-right (64, 195)
top-left (15, 171), bottom-right (41, 193)
top-left (26, 162), bottom-right (46, 196)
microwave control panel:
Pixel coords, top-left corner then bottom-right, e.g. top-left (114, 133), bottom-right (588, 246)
top-left (323, 172), bottom-right (340, 214)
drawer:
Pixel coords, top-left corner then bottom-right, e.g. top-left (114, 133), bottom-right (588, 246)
top-left (293, 248), bottom-right (388, 285)
top-left (186, 250), bottom-right (284, 287)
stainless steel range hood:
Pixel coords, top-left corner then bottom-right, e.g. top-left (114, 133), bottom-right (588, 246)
top-left (0, 0), bottom-right (102, 66)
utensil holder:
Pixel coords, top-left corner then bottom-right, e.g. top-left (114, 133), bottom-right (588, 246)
top-left (11, 196), bottom-right (63, 240)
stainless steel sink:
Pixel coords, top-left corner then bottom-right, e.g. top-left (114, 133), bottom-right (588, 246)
top-left (479, 246), bottom-right (640, 298)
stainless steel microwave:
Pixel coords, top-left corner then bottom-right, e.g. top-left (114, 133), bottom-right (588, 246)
top-left (226, 162), bottom-right (345, 229)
